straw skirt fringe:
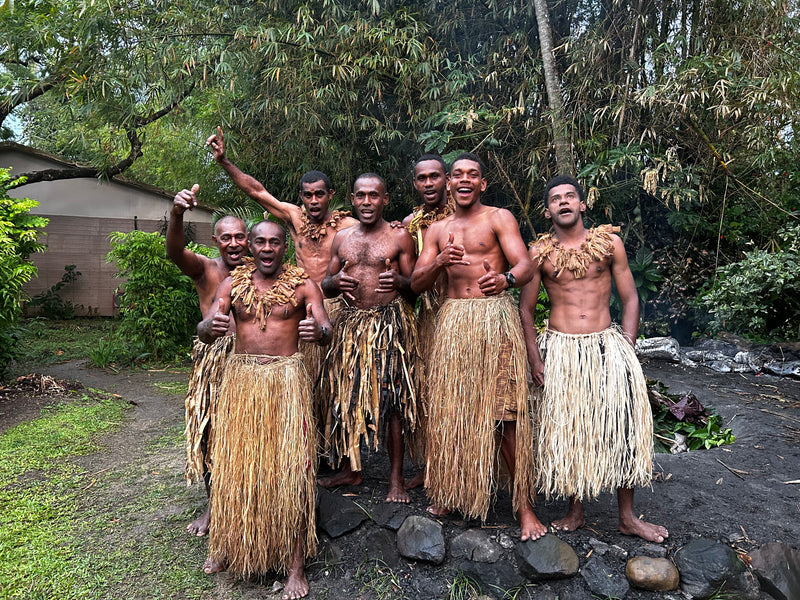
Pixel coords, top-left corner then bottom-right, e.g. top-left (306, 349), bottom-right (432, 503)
top-left (184, 335), bottom-right (234, 486)
top-left (208, 353), bottom-right (317, 578)
top-left (425, 293), bottom-right (536, 521)
top-left (319, 297), bottom-right (421, 471)
top-left (535, 327), bottom-right (653, 501)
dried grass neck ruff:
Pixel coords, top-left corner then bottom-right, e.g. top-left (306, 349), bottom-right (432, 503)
top-left (406, 194), bottom-right (456, 252)
top-left (230, 262), bottom-right (308, 330)
top-left (298, 207), bottom-right (351, 242)
top-left (531, 224), bottom-right (620, 279)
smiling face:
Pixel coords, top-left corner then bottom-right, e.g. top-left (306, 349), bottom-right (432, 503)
top-left (299, 179), bottom-right (333, 222)
top-left (544, 183), bottom-right (586, 228)
top-left (413, 159), bottom-right (448, 209)
top-left (448, 159), bottom-right (486, 209)
top-left (350, 176), bottom-right (388, 226)
top-left (212, 216), bottom-right (248, 269)
top-left (248, 221), bottom-right (286, 277)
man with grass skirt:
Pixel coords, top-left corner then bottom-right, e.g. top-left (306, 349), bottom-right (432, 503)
top-left (318, 173), bottom-right (422, 503)
top-left (401, 154), bottom-right (454, 489)
top-left (411, 153), bottom-right (545, 541)
top-left (519, 174), bottom-right (668, 543)
top-left (166, 185), bottom-right (247, 537)
top-left (197, 220), bottom-right (332, 599)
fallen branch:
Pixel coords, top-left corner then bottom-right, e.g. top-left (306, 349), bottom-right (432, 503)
top-left (716, 458), bottom-right (747, 479)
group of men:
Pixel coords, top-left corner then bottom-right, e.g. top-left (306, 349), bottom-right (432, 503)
top-left (166, 126), bottom-right (668, 600)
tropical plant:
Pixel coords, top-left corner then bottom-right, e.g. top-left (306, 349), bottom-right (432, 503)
top-left (27, 264), bottom-right (81, 319)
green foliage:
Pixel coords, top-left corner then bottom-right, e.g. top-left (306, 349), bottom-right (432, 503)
top-left (105, 230), bottom-right (214, 363)
top-left (0, 169), bottom-right (48, 377)
top-left (629, 247), bottom-right (663, 305)
top-left (27, 264), bottom-right (81, 319)
top-left (697, 225), bottom-right (800, 341)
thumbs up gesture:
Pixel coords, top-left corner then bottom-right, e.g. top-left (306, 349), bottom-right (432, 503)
top-left (172, 183), bottom-right (199, 216)
top-left (477, 259), bottom-right (505, 296)
top-left (299, 303), bottom-right (323, 342)
top-left (376, 257), bottom-right (399, 293)
top-left (209, 297), bottom-right (231, 338)
top-left (436, 232), bottom-right (469, 268)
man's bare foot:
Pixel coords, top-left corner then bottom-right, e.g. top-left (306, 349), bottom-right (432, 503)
top-left (202, 557), bottom-right (226, 574)
top-left (519, 507), bottom-right (548, 541)
top-left (552, 499), bottom-right (585, 531)
top-left (386, 479), bottom-right (410, 503)
top-left (318, 469), bottom-right (362, 488)
top-left (282, 568), bottom-right (309, 599)
top-left (426, 504), bottom-right (451, 517)
top-left (187, 507), bottom-right (210, 536)
top-left (404, 471), bottom-right (425, 490)
top-left (619, 516), bottom-right (669, 543)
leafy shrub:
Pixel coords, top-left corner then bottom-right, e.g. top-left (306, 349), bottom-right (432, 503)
top-left (696, 224), bottom-right (800, 341)
top-left (27, 264), bottom-right (81, 319)
top-left (106, 230), bottom-right (216, 363)
top-left (0, 169), bottom-right (49, 377)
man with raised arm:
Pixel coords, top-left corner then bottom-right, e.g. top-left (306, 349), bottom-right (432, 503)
top-left (318, 173), bottom-right (421, 503)
top-left (519, 174), bottom-right (668, 543)
top-left (197, 220), bottom-right (332, 600)
top-left (166, 184), bottom-right (247, 537)
top-left (411, 153), bottom-right (545, 541)
top-left (401, 154), bottom-right (454, 488)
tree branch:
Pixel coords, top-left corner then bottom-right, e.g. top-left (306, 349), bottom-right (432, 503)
top-left (0, 73), bottom-right (67, 126)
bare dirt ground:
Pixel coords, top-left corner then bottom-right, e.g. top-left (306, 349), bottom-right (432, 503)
top-left (2, 358), bottom-right (798, 599)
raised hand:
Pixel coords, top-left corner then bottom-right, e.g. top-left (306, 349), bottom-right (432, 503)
top-left (477, 259), bottom-right (506, 296)
top-left (376, 258), bottom-right (399, 293)
top-left (172, 183), bottom-right (199, 216)
top-left (298, 303), bottom-right (322, 342)
top-left (205, 126), bottom-right (226, 161)
top-left (437, 232), bottom-right (469, 268)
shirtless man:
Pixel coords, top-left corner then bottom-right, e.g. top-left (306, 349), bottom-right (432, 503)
top-left (198, 220), bottom-right (331, 599)
top-left (166, 185), bottom-right (246, 537)
top-left (318, 173), bottom-right (421, 503)
top-left (519, 174), bottom-right (668, 543)
top-left (402, 154), bottom-right (454, 489)
top-left (411, 153), bottom-right (545, 541)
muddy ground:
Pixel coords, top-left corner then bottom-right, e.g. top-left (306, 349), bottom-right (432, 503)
top-left (1, 358), bottom-right (798, 599)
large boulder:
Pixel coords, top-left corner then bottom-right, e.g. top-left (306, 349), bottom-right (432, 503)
top-left (636, 337), bottom-right (681, 362)
top-left (395, 515), bottom-right (446, 564)
top-left (515, 534), bottom-right (579, 581)
top-left (674, 538), bottom-right (759, 599)
top-left (750, 542), bottom-right (800, 600)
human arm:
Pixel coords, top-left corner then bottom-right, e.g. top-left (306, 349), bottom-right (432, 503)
top-left (478, 209), bottom-right (533, 295)
top-left (197, 279), bottom-right (232, 343)
top-left (298, 280), bottom-right (333, 345)
top-left (166, 185), bottom-right (207, 279)
top-left (410, 224), bottom-right (468, 293)
top-left (519, 254), bottom-right (544, 386)
top-left (611, 236), bottom-right (640, 347)
top-left (320, 234), bottom-right (358, 301)
top-left (206, 126), bottom-right (298, 224)
top-left (376, 230), bottom-right (417, 303)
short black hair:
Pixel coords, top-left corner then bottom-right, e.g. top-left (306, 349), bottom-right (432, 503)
top-left (414, 154), bottom-right (447, 174)
top-left (249, 219), bottom-right (286, 243)
top-left (213, 215), bottom-right (247, 237)
top-left (353, 172), bottom-right (387, 194)
top-left (543, 175), bottom-right (585, 206)
top-left (299, 170), bottom-right (332, 191)
top-left (450, 152), bottom-right (486, 177)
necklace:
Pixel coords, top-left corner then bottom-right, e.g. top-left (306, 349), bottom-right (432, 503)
top-left (230, 262), bottom-right (308, 330)
top-left (531, 224), bottom-right (619, 279)
top-left (298, 207), bottom-right (351, 242)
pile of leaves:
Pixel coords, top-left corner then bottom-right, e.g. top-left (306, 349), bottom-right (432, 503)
top-left (648, 379), bottom-right (735, 453)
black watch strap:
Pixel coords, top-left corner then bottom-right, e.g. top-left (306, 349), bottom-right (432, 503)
top-left (503, 271), bottom-right (516, 288)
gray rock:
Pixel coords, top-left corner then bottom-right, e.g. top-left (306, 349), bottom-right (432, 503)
top-left (680, 353), bottom-right (699, 368)
top-left (371, 501), bottom-right (412, 531)
top-left (363, 528), bottom-right (401, 569)
top-left (317, 490), bottom-right (368, 538)
top-left (750, 542), bottom-right (800, 600)
top-left (396, 515), bottom-right (445, 564)
top-left (636, 337), bottom-right (682, 362)
top-left (588, 537), bottom-right (628, 560)
top-left (498, 533), bottom-right (515, 549)
top-left (581, 555), bottom-right (630, 598)
top-left (693, 338), bottom-right (739, 357)
top-left (633, 543), bottom-right (668, 559)
top-left (674, 538), bottom-right (760, 599)
top-left (763, 360), bottom-right (800, 379)
top-left (459, 559), bottom-right (524, 598)
top-left (625, 556), bottom-right (679, 591)
top-left (450, 530), bottom-right (503, 563)
top-left (707, 359), bottom-right (733, 373)
top-left (515, 534), bottom-right (579, 581)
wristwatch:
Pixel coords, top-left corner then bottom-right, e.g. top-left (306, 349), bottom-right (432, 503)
top-left (503, 271), bottom-right (516, 288)
top-left (320, 325), bottom-right (329, 341)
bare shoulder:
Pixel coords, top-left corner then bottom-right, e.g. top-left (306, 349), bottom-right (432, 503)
top-left (401, 213), bottom-right (414, 227)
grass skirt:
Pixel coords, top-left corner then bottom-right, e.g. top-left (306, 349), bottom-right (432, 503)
top-left (425, 293), bottom-right (536, 521)
top-left (208, 353), bottom-right (317, 578)
top-left (535, 327), bottom-right (653, 500)
top-left (318, 297), bottom-right (422, 471)
top-left (184, 335), bottom-right (234, 487)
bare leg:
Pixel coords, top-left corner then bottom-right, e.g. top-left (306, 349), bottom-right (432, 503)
top-left (187, 506), bottom-right (210, 536)
top-left (617, 488), bottom-right (669, 542)
top-left (203, 556), bottom-right (226, 574)
top-left (386, 411), bottom-right (409, 502)
top-left (282, 520), bottom-right (309, 599)
top-left (552, 496), bottom-right (585, 531)
top-left (405, 471), bottom-right (425, 490)
top-left (318, 460), bottom-right (362, 487)
top-left (499, 421), bottom-right (546, 541)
